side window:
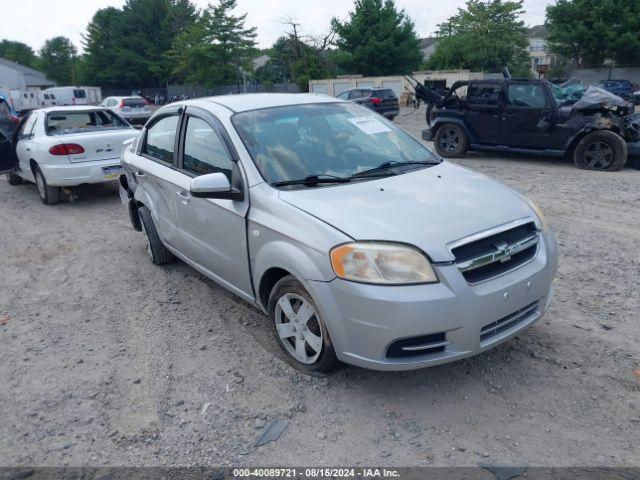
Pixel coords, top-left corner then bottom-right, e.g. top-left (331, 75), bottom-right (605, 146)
top-left (507, 84), bottom-right (547, 108)
top-left (349, 90), bottom-right (363, 99)
top-left (144, 115), bottom-right (179, 163)
top-left (0, 100), bottom-right (11, 116)
top-left (19, 113), bottom-right (38, 138)
top-left (336, 91), bottom-right (348, 100)
top-left (468, 83), bottom-right (501, 106)
top-left (182, 116), bottom-right (234, 181)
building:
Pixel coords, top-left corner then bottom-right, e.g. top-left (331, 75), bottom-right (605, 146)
top-left (526, 25), bottom-right (559, 77)
top-left (419, 38), bottom-right (437, 62)
top-left (0, 56), bottom-right (56, 92)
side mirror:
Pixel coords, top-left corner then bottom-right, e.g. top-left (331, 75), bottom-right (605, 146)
top-left (190, 172), bottom-right (243, 200)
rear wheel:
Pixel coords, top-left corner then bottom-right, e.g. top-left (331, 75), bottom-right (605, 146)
top-left (268, 275), bottom-right (339, 375)
top-left (137, 205), bottom-right (174, 265)
top-left (434, 123), bottom-right (469, 158)
top-left (574, 130), bottom-right (627, 171)
top-left (6, 172), bottom-right (22, 185)
top-left (34, 166), bottom-right (61, 205)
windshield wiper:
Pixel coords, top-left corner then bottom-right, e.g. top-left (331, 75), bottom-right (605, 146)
top-left (350, 160), bottom-right (436, 179)
top-left (272, 174), bottom-right (352, 188)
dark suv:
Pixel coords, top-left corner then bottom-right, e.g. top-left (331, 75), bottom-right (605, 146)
top-left (0, 96), bottom-right (19, 174)
top-left (337, 88), bottom-right (400, 120)
top-left (416, 79), bottom-right (640, 171)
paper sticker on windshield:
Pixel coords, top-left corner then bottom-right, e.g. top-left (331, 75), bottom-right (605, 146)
top-left (348, 116), bottom-right (392, 135)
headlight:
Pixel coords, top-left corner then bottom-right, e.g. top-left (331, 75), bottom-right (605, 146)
top-left (330, 242), bottom-right (438, 285)
top-left (529, 200), bottom-right (548, 231)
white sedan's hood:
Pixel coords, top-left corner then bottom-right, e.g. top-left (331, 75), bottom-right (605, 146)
top-left (278, 162), bottom-right (536, 262)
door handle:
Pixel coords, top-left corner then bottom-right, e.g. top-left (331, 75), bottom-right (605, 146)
top-left (135, 170), bottom-right (146, 178)
top-left (176, 190), bottom-right (191, 203)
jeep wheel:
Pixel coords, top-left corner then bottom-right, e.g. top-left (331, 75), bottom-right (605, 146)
top-left (574, 130), bottom-right (627, 171)
top-left (268, 275), bottom-right (339, 376)
top-left (434, 123), bottom-right (468, 158)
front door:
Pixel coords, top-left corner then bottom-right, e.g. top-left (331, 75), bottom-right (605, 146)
top-left (500, 82), bottom-right (552, 149)
top-left (0, 100), bottom-right (18, 174)
top-left (171, 107), bottom-right (253, 299)
top-left (464, 82), bottom-right (502, 143)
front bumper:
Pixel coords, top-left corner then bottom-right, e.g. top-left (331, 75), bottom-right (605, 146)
top-left (309, 229), bottom-right (558, 371)
top-left (628, 141), bottom-right (640, 158)
top-left (39, 158), bottom-right (123, 187)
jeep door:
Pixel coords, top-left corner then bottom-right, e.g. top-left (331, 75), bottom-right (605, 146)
top-left (171, 106), bottom-right (253, 300)
top-left (500, 82), bottom-right (552, 149)
top-left (464, 82), bottom-right (501, 143)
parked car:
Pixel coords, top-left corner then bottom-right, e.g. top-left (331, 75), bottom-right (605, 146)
top-left (415, 78), bottom-right (640, 171)
top-left (336, 88), bottom-right (400, 120)
top-left (3, 106), bottom-right (139, 204)
top-left (597, 79), bottom-right (638, 101)
top-left (119, 93), bottom-right (558, 374)
top-left (101, 96), bottom-right (152, 125)
top-left (0, 95), bottom-right (20, 174)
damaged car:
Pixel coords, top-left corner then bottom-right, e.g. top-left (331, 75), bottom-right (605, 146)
top-left (414, 78), bottom-right (640, 171)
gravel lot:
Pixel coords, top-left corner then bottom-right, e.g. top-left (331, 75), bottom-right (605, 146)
top-left (1, 106), bottom-right (639, 468)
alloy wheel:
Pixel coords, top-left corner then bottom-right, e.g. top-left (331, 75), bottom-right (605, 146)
top-left (274, 293), bottom-right (323, 364)
top-left (35, 172), bottom-right (46, 200)
top-left (140, 221), bottom-right (154, 261)
top-left (440, 129), bottom-right (459, 152)
top-left (584, 141), bottom-right (613, 169)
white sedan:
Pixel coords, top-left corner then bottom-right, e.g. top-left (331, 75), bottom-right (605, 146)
top-left (3, 106), bottom-right (139, 204)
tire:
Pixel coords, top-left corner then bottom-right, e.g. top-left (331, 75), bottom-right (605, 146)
top-left (573, 130), bottom-right (627, 171)
top-left (6, 172), bottom-right (22, 185)
top-left (137, 205), bottom-right (174, 265)
top-left (387, 115), bottom-right (396, 121)
top-left (434, 123), bottom-right (469, 158)
top-left (34, 166), bottom-right (61, 205)
top-left (268, 275), bottom-right (339, 375)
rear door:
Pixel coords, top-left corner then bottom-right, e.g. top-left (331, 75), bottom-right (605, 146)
top-left (464, 81), bottom-right (502, 143)
top-left (500, 82), bottom-right (552, 149)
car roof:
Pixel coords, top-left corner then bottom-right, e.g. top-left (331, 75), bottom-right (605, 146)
top-left (183, 93), bottom-right (344, 113)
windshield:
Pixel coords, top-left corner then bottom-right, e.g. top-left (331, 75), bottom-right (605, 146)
top-left (232, 103), bottom-right (439, 185)
top-left (46, 110), bottom-right (129, 135)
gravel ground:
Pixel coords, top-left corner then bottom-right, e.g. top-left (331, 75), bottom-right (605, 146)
top-left (1, 106), bottom-right (639, 468)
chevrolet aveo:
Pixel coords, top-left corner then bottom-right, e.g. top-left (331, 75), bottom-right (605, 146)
top-left (119, 93), bottom-right (558, 374)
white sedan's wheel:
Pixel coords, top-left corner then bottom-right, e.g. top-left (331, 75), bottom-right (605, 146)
top-left (33, 166), bottom-right (61, 205)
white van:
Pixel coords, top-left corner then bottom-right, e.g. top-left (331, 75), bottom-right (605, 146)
top-left (43, 86), bottom-right (101, 106)
top-left (9, 88), bottom-right (41, 113)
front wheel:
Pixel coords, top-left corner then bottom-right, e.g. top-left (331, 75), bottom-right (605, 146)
top-left (434, 123), bottom-right (469, 158)
top-left (34, 166), bottom-right (61, 205)
top-left (573, 130), bottom-right (627, 171)
top-left (268, 275), bottom-right (339, 375)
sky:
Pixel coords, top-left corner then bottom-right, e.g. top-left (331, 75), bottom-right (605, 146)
top-left (4, 0), bottom-right (554, 53)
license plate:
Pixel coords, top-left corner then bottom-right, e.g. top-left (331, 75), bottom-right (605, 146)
top-left (103, 165), bottom-right (123, 180)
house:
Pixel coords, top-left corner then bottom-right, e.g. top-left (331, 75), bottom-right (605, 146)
top-left (526, 25), bottom-right (558, 77)
top-left (0, 56), bottom-right (56, 91)
top-left (419, 38), bottom-right (437, 62)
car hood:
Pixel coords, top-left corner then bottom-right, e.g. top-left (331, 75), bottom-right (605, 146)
top-left (278, 162), bottom-right (536, 262)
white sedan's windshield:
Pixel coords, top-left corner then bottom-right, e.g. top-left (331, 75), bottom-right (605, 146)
top-left (232, 103), bottom-right (439, 184)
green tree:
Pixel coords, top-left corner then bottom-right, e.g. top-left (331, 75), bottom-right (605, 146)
top-left (170, 0), bottom-right (257, 88)
top-left (0, 40), bottom-right (37, 68)
top-left (80, 0), bottom-right (198, 88)
top-left (331, 0), bottom-right (422, 76)
top-left (38, 37), bottom-right (77, 85)
top-left (427, 0), bottom-right (530, 75)
top-left (546, 0), bottom-right (640, 68)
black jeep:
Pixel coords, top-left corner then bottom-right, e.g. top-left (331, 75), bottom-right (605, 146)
top-left (415, 78), bottom-right (640, 171)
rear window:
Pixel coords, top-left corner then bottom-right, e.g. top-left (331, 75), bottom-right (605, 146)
top-left (46, 110), bottom-right (128, 135)
top-left (73, 89), bottom-right (87, 99)
top-left (373, 89), bottom-right (397, 99)
top-left (122, 98), bottom-right (147, 108)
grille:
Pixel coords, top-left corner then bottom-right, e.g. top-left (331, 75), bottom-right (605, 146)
top-left (452, 221), bottom-right (539, 284)
top-left (387, 332), bottom-right (448, 358)
top-left (481, 301), bottom-right (539, 341)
